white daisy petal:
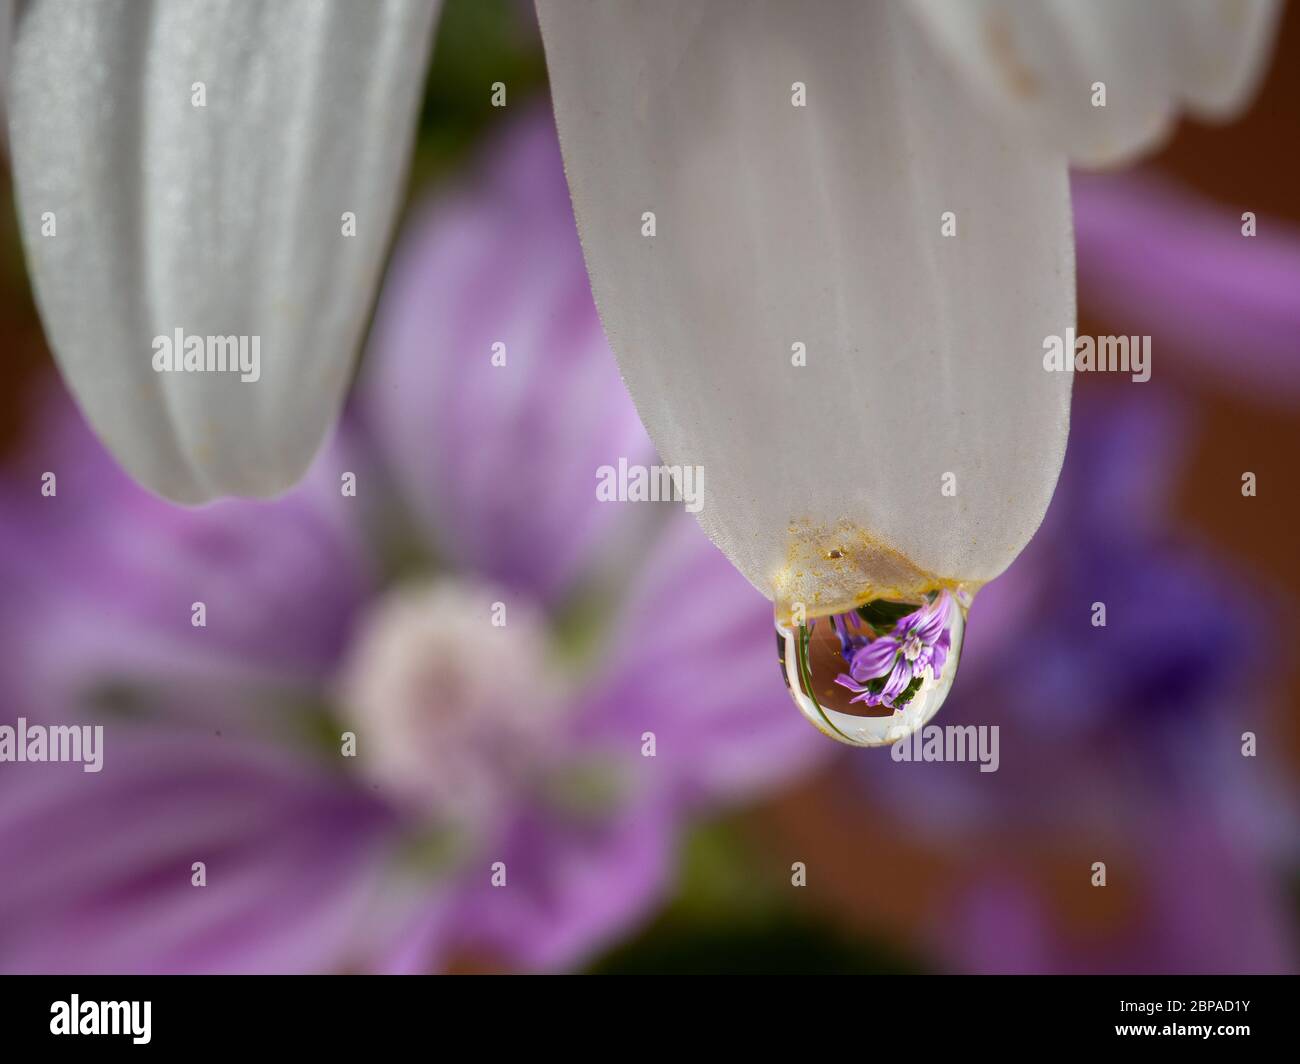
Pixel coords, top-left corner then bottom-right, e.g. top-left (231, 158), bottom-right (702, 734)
top-left (538, 0), bottom-right (1074, 618)
top-left (1169, 0), bottom-right (1284, 117)
top-left (906, 0), bottom-right (1283, 167)
top-left (8, 0), bottom-right (440, 502)
top-left (0, 1), bottom-right (14, 142)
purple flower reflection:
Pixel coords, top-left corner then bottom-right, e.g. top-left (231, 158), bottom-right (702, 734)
top-left (834, 593), bottom-right (954, 708)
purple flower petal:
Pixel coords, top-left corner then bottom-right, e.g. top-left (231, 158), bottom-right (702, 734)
top-left (848, 636), bottom-right (900, 682)
top-left (359, 110), bottom-right (654, 604)
top-left (912, 592), bottom-right (952, 645)
top-left (1073, 171), bottom-right (1300, 407)
top-left (575, 513), bottom-right (828, 808)
top-left (389, 801), bottom-right (675, 973)
top-left (0, 389), bottom-right (372, 722)
top-left (0, 730), bottom-right (397, 973)
top-left (929, 632), bottom-right (950, 679)
top-left (880, 658), bottom-right (913, 705)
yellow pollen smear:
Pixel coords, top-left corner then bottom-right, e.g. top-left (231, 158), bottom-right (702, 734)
top-left (772, 519), bottom-right (977, 625)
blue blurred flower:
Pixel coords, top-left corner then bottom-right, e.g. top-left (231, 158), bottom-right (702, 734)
top-left (847, 171), bottom-right (1294, 967)
top-left (855, 175), bottom-right (1300, 973)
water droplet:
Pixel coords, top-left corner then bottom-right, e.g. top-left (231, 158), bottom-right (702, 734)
top-left (775, 589), bottom-right (968, 747)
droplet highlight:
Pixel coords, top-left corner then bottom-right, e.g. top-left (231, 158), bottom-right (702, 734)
top-left (776, 589), bottom-right (967, 747)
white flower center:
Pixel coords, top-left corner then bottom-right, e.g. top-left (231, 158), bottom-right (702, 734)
top-left (902, 632), bottom-right (924, 662)
top-left (337, 578), bottom-right (563, 828)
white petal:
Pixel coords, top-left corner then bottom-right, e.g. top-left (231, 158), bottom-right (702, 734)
top-left (8, 0), bottom-right (440, 503)
top-left (1169, 0), bottom-right (1284, 117)
top-left (538, 0), bottom-right (1073, 618)
top-left (0, 1), bottom-right (13, 143)
top-left (906, 0), bottom-right (1282, 168)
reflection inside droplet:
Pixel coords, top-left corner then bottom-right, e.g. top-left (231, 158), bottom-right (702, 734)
top-left (775, 589), bottom-right (968, 747)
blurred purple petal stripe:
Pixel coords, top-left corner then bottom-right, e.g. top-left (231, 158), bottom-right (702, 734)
top-left (360, 115), bottom-right (656, 605)
top-left (1072, 171), bottom-right (1300, 404)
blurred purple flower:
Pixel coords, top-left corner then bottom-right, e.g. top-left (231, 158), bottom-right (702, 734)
top-left (856, 172), bottom-right (1300, 973)
top-left (857, 200), bottom-right (1296, 837)
top-left (1073, 171), bottom-right (1300, 406)
top-left (883, 393), bottom-right (1298, 972)
top-left (0, 112), bottom-right (824, 974)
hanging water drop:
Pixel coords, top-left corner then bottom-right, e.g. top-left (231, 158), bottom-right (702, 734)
top-left (775, 589), bottom-right (969, 747)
